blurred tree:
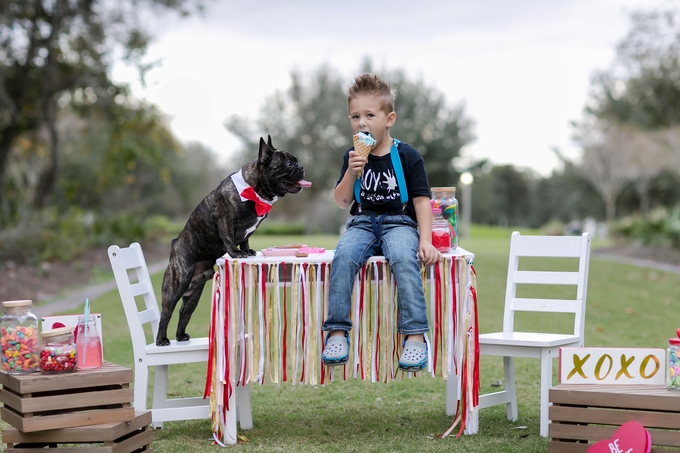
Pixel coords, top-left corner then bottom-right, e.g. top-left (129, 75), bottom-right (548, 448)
top-left (489, 165), bottom-right (531, 227)
top-left (2, 101), bottom-right (222, 232)
top-left (563, 120), bottom-right (634, 220)
top-left (0, 0), bottom-right (207, 211)
top-left (624, 128), bottom-right (675, 215)
top-left (469, 164), bottom-right (532, 227)
top-left (226, 64), bottom-right (350, 202)
top-left (376, 69), bottom-right (476, 188)
top-left (572, 6), bottom-right (680, 218)
top-left (531, 164), bottom-right (606, 227)
top-left (225, 59), bottom-right (476, 231)
top-left (589, 9), bottom-right (680, 129)
top-left (574, 9), bottom-right (680, 220)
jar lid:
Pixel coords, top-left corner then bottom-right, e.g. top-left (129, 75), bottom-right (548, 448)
top-left (432, 187), bottom-right (456, 193)
top-left (42, 326), bottom-right (75, 338)
top-left (2, 300), bottom-right (32, 308)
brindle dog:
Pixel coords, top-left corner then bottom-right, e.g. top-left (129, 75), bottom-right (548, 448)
top-left (156, 136), bottom-right (310, 346)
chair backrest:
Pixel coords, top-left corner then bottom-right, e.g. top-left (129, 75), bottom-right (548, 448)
top-left (108, 243), bottom-right (161, 354)
top-left (502, 231), bottom-right (591, 338)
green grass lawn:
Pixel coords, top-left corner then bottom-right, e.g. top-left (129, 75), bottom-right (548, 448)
top-left (3, 226), bottom-right (679, 452)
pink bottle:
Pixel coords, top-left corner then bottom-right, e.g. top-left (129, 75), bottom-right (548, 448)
top-left (75, 316), bottom-right (102, 369)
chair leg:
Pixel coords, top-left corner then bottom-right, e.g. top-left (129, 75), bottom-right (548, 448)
top-left (503, 356), bottom-right (518, 422)
top-left (539, 350), bottom-right (552, 437)
top-left (151, 364), bottom-right (169, 429)
top-left (134, 363), bottom-right (149, 413)
top-left (236, 384), bottom-right (253, 430)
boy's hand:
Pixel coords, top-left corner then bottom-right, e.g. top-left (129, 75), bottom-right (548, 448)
top-left (418, 240), bottom-right (442, 266)
top-left (348, 150), bottom-right (367, 177)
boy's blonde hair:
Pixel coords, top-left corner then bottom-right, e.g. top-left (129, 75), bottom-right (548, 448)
top-left (347, 73), bottom-right (396, 114)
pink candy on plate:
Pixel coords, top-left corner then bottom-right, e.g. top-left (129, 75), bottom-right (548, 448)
top-left (298, 247), bottom-right (325, 254)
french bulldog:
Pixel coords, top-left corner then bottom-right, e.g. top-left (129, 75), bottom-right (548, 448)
top-left (156, 136), bottom-right (310, 346)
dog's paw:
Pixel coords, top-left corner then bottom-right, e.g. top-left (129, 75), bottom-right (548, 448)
top-left (245, 248), bottom-right (257, 257)
top-left (226, 250), bottom-right (249, 258)
top-left (156, 337), bottom-right (171, 346)
top-left (177, 333), bottom-right (191, 342)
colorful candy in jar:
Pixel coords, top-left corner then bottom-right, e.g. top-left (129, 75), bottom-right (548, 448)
top-left (1, 300), bottom-right (39, 374)
top-left (40, 327), bottom-right (77, 374)
top-left (431, 219), bottom-right (452, 252)
top-left (668, 329), bottom-right (680, 391)
top-left (431, 187), bottom-right (459, 247)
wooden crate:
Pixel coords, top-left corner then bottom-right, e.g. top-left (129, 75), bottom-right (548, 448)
top-left (549, 384), bottom-right (680, 453)
top-left (0, 361), bottom-right (135, 432)
top-left (2, 410), bottom-right (152, 452)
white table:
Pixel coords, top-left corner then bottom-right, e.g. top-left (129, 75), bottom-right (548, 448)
top-left (206, 247), bottom-right (479, 445)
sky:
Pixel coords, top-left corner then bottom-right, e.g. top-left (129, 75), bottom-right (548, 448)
top-left (114, 0), bottom-right (670, 176)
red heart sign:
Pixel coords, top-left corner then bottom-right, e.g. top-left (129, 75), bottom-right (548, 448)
top-left (588, 421), bottom-right (650, 453)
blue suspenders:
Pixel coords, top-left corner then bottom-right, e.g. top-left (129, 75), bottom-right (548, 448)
top-left (354, 139), bottom-right (408, 205)
top-left (352, 139), bottom-right (408, 247)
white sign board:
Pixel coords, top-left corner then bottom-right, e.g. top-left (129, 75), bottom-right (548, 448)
top-left (559, 347), bottom-right (665, 385)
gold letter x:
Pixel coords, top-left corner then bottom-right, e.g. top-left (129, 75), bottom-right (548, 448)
top-left (567, 353), bottom-right (590, 380)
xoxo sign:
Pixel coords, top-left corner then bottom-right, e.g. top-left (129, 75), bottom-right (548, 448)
top-left (559, 348), bottom-right (665, 385)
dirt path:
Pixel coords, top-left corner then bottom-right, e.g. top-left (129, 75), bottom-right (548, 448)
top-left (0, 240), bottom-right (170, 317)
top-left (32, 259), bottom-right (169, 318)
top-left (591, 250), bottom-right (680, 275)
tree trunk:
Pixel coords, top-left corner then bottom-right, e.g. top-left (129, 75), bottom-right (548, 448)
top-left (604, 193), bottom-right (617, 221)
top-left (0, 128), bottom-right (18, 204)
top-left (634, 178), bottom-right (651, 216)
top-left (32, 98), bottom-right (59, 208)
top-left (32, 19), bottom-right (60, 209)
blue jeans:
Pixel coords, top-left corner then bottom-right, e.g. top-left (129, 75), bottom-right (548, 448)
top-left (322, 214), bottom-right (429, 335)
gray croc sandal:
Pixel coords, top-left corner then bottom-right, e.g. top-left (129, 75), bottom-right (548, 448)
top-left (322, 332), bottom-right (349, 366)
top-left (398, 339), bottom-right (428, 372)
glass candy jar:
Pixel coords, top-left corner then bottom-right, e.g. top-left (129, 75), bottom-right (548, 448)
top-left (667, 329), bottom-right (680, 391)
top-left (1, 300), bottom-right (39, 374)
top-left (40, 327), bottom-right (77, 374)
top-left (432, 219), bottom-right (452, 252)
top-left (75, 316), bottom-right (102, 369)
top-left (432, 187), bottom-right (458, 247)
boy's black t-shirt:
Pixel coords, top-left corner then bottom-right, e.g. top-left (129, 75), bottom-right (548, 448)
top-left (336, 141), bottom-right (431, 222)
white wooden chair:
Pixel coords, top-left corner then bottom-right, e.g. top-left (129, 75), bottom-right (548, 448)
top-left (107, 243), bottom-right (252, 429)
top-left (474, 231), bottom-right (591, 437)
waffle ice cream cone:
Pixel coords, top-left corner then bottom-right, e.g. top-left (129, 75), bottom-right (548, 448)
top-left (353, 132), bottom-right (376, 177)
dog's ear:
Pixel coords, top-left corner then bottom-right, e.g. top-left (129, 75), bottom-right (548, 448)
top-left (267, 135), bottom-right (275, 150)
top-left (258, 137), bottom-right (272, 165)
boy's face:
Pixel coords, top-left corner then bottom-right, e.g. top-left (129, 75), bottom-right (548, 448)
top-left (348, 94), bottom-right (396, 144)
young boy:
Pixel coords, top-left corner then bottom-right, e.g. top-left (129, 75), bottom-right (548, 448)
top-left (322, 73), bottom-right (442, 372)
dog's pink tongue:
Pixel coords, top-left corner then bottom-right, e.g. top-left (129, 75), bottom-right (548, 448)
top-left (297, 179), bottom-right (312, 188)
